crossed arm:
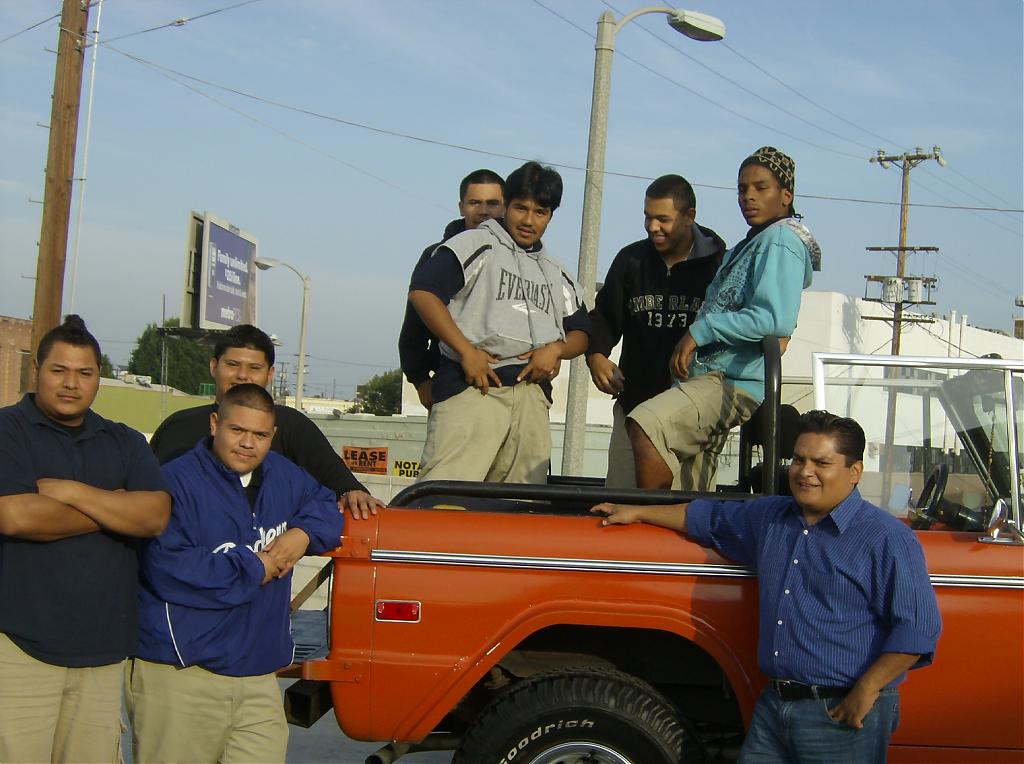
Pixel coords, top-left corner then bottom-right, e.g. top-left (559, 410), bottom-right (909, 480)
top-left (0, 480), bottom-right (170, 542)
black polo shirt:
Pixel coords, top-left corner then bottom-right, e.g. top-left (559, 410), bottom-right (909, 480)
top-left (149, 403), bottom-right (367, 497)
top-left (0, 395), bottom-right (167, 667)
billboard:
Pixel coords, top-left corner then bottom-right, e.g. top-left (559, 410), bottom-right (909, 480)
top-left (181, 212), bottom-right (258, 330)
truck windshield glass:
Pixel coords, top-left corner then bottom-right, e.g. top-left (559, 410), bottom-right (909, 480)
top-left (813, 357), bottom-right (1022, 531)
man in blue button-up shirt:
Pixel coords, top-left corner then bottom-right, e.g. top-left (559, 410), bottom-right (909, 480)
top-left (593, 410), bottom-right (941, 763)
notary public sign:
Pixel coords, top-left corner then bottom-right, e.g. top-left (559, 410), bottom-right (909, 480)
top-left (392, 459), bottom-right (420, 478)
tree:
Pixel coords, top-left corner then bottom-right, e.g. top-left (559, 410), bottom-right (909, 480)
top-left (128, 318), bottom-right (212, 395)
top-left (99, 353), bottom-right (115, 378)
top-left (349, 368), bottom-right (402, 416)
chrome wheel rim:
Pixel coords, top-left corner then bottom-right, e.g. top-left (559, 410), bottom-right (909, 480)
top-left (526, 741), bottom-right (632, 764)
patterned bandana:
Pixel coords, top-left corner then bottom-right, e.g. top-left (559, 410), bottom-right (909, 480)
top-left (742, 146), bottom-right (795, 193)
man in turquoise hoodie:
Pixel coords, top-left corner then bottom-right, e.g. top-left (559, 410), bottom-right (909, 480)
top-left (628, 147), bottom-right (817, 490)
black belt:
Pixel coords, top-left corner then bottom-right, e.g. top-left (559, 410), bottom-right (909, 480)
top-left (770, 680), bottom-right (850, 701)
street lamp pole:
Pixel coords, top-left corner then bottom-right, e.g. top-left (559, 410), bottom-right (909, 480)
top-left (561, 7), bottom-right (725, 476)
top-left (295, 272), bottom-right (310, 412)
top-left (254, 257), bottom-right (310, 412)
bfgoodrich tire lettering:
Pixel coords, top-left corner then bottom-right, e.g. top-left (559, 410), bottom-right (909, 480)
top-left (454, 666), bottom-right (702, 764)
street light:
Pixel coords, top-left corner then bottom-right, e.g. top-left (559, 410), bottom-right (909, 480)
top-left (254, 256), bottom-right (311, 412)
top-left (562, 6), bottom-right (725, 476)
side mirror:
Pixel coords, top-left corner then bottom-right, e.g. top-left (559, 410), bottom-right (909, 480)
top-left (979, 499), bottom-right (1024, 545)
top-left (986, 499), bottom-right (1007, 535)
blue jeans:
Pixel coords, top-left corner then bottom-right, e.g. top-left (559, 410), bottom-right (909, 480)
top-left (739, 687), bottom-right (900, 763)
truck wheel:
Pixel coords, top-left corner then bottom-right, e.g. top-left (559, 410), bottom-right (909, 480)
top-left (454, 667), bottom-right (702, 764)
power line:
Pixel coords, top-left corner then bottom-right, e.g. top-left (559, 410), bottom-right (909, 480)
top-left (722, 43), bottom-right (902, 150)
top-left (104, 44), bottom-right (452, 214)
top-left (598, 0), bottom-right (877, 153)
top-left (598, 0), bottom-right (1021, 233)
top-left (96, 0), bottom-right (265, 45)
top-left (718, 40), bottom-right (1023, 227)
top-left (305, 353), bottom-right (395, 369)
top-left (934, 252), bottom-right (1016, 303)
top-left (910, 175), bottom-right (1024, 238)
top-left (918, 166), bottom-right (1024, 226)
top-left (943, 165), bottom-right (1022, 212)
top-left (910, 320), bottom-right (981, 358)
top-left (100, 42), bottom-right (1023, 215)
top-left (531, 0), bottom-right (865, 160)
top-left (0, 12), bottom-right (60, 45)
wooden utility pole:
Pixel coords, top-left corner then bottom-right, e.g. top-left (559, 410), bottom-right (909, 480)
top-left (868, 146), bottom-right (946, 506)
top-left (30, 0), bottom-right (91, 364)
top-left (868, 147), bottom-right (946, 355)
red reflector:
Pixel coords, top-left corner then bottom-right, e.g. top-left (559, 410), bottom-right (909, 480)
top-left (375, 600), bottom-right (421, 622)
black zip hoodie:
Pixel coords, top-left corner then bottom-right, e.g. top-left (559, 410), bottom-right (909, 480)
top-left (587, 222), bottom-right (726, 414)
top-left (399, 218), bottom-right (466, 387)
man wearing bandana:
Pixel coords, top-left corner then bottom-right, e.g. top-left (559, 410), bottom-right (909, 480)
top-left (627, 147), bottom-right (819, 491)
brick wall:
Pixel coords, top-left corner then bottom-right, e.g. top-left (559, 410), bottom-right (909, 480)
top-left (0, 316), bottom-right (32, 408)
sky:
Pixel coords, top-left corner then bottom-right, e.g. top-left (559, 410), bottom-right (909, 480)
top-left (2, 0), bottom-right (1022, 400)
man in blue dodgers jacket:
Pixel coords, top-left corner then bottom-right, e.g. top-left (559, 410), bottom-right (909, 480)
top-left (128, 383), bottom-right (344, 764)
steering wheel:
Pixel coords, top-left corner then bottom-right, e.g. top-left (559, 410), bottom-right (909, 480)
top-left (910, 464), bottom-right (949, 530)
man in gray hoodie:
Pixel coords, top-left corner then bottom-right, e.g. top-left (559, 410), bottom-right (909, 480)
top-left (409, 161), bottom-right (590, 483)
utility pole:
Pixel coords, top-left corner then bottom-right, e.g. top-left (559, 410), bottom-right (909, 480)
top-left (866, 146), bottom-right (946, 507)
top-left (30, 0), bottom-right (91, 365)
top-left (867, 147), bottom-right (947, 355)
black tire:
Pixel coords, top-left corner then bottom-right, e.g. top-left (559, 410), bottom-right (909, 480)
top-left (453, 666), bottom-right (703, 764)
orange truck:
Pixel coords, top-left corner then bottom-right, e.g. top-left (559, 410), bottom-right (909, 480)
top-left (287, 347), bottom-right (1024, 763)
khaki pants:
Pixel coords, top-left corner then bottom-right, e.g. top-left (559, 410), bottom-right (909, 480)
top-left (628, 372), bottom-right (758, 491)
top-left (125, 658), bottom-right (287, 764)
top-left (0, 632), bottom-right (123, 764)
top-left (605, 402), bottom-right (637, 489)
top-left (418, 383), bottom-right (551, 484)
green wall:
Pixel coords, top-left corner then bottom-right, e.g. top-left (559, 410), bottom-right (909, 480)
top-left (92, 386), bottom-right (211, 436)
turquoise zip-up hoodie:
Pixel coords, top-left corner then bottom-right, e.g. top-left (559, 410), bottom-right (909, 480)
top-left (687, 218), bottom-right (816, 402)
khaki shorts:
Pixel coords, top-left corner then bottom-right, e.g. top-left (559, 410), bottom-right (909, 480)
top-left (418, 383), bottom-right (552, 484)
top-left (627, 372), bottom-right (759, 491)
top-left (126, 658), bottom-right (287, 764)
top-left (0, 632), bottom-right (123, 764)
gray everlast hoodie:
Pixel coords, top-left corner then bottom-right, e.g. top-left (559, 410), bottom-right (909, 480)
top-left (439, 218), bottom-right (584, 370)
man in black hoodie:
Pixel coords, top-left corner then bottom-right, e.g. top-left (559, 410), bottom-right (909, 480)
top-left (399, 169), bottom-right (506, 410)
top-left (587, 175), bottom-right (726, 489)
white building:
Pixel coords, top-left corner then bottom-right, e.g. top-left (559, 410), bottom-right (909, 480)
top-left (402, 290), bottom-right (1023, 427)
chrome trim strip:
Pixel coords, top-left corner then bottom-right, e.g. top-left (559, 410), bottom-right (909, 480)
top-left (371, 549), bottom-right (754, 578)
top-left (929, 574), bottom-right (1024, 590)
top-left (372, 550), bottom-right (1024, 589)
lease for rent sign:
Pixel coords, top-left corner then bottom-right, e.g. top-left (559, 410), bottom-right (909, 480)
top-left (342, 446), bottom-right (389, 475)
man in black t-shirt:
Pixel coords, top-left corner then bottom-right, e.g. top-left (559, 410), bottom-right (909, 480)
top-left (587, 175), bottom-right (726, 488)
top-left (150, 324), bottom-right (384, 519)
top-left (0, 316), bottom-right (170, 763)
top-left (399, 168), bottom-right (506, 410)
